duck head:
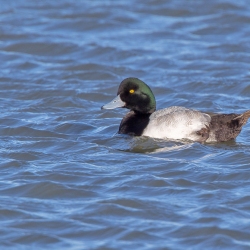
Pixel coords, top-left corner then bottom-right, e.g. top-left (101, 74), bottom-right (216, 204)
top-left (102, 77), bottom-right (156, 114)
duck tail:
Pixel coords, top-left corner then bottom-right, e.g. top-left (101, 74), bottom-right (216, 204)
top-left (233, 110), bottom-right (250, 125)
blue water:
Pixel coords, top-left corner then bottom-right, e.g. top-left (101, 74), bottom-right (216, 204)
top-left (1, 0), bottom-right (250, 249)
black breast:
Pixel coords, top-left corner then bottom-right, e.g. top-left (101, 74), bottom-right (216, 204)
top-left (118, 111), bottom-right (150, 136)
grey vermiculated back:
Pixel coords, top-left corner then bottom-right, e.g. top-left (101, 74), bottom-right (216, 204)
top-left (150, 106), bottom-right (211, 124)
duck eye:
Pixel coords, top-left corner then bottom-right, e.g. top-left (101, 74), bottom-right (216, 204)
top-left (129, 89), bottom-right (135, 94)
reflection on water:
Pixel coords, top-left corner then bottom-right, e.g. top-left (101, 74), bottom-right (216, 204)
top-left (1, 0), bottom-right (250, 249)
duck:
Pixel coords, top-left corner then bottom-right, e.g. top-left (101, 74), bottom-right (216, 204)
top-left (101, 77), bottom-right (250, 142)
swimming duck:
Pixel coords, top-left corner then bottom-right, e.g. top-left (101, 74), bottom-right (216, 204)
top-left (102, 77), bottom-right (250, 142)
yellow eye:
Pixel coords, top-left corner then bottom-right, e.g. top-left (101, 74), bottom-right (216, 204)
top-left (129, 89), bottom-right (135, 94)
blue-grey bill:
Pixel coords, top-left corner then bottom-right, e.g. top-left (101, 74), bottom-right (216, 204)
top-left (101, 95), bottom-right (125, 109)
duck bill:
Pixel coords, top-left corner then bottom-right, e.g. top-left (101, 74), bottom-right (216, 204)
top-left (101, 95), bottom-right (125, 109)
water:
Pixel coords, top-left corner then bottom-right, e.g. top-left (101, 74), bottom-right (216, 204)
top-left (1, 0), bottom-right (250, 249)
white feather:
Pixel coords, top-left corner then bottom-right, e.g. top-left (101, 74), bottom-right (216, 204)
top-left (142, 106), bottom-right (211, 141)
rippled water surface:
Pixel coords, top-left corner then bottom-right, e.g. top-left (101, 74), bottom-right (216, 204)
top-left (1, 0), bottom-right (250, 249)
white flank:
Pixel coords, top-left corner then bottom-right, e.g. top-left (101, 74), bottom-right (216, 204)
top-left (142, 106), bottom-right (211, 141)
